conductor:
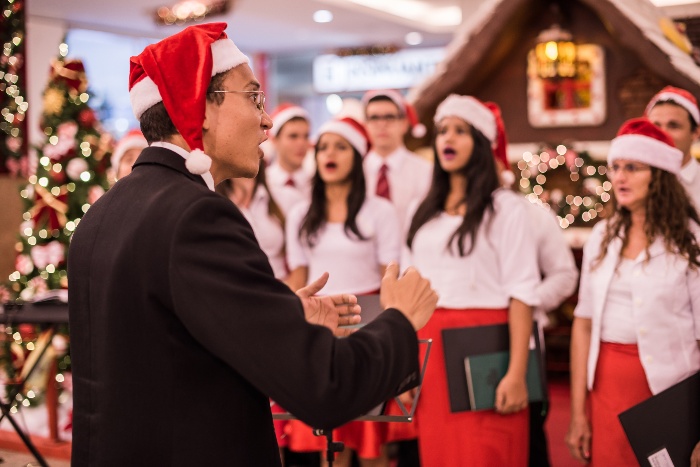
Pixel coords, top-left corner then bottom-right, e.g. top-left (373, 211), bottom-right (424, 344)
top-left (67, 22), bottom-right (437, 466)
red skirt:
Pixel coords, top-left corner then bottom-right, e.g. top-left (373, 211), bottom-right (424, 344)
top-left (415, 308), bottom-right (529, 467)
top-left (589, 342), bottom-right (652, 467)
top-left (270, 400), bottom-right (288, 448)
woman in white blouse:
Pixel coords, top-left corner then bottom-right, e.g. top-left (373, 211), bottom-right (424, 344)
top-left (285, 117), bottom-right (400, 466)
top-left (567, 118), bottom-right (700, 466)
top-left (403, 95), bottom-right (540, 466)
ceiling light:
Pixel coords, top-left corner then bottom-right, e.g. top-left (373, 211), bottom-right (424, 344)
top-left (320, 0), bottom-right (461, 31)
top-left (649, 0), bottom-right (699, 5)
top-left (405, 32), bottom-right (423, 46)
top-left (314, 10), bottom-right (334, 23)
top-left (154, 0), bottom-right (230, 26)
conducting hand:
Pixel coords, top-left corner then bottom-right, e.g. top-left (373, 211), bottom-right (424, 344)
top-left (380, 263), bottom-right (437, 331)
top-left (296, 272), bottom-right (361, 337)
top-left (691, 441), bottom-right (700, 467)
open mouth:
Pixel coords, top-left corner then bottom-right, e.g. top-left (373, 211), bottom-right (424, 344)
top-left (325, 162), bottom-right (338, 170)
top-left (442, 147), bottom-right (456, 160)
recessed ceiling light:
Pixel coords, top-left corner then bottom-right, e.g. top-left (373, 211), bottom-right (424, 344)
top-left (405, 32), bottom-right (423, 45)
top-left (314, 10), bottom-right (334, 23)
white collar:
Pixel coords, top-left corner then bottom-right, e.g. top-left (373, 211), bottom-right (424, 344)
top-left (268, 161), bottom-right (309, 185)
top-left (150, 142), bottom-right (215, 191)
top-left (365, 146), bottom-right (409, 171)
top-left (679, 156), bottom-right (699, 184)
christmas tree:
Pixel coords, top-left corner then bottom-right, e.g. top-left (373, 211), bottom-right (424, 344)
top-left (8, 50), bottom-right (112, 300)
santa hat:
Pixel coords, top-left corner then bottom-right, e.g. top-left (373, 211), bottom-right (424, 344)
top-left (269, 103), bottom-right (310, 137)
top-left (111, 129), bottom-right (148, 170)
top-left (608, 118), bottom-right (683, 175)
top-left (316, 117), bottom-right (371, 156)
top-left (434, 95), bottom-right (509, 168)
top-left (362, 89), bottom-right (427, 138)
top-left (645, 86), bottom-right (700, 124)
top-left (128, 22), bottom-right (249, 175)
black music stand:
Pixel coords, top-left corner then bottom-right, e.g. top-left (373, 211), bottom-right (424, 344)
top-left (0, 301), bottom-right (69, 467)
top-left (272, 338), bottom-right (432, 467)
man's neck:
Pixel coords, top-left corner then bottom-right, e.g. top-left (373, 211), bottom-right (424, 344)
top-left (277, 157), bottom-right (301, 174)
top-left (683, 152), bottom-right (692, 167)
top-left (373, 144), bottom-right (401, 158)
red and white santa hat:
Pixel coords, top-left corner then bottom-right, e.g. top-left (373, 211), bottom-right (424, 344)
top-left (111, 129), bottom-right (148, 170)
top-left (128, 22), bottom-right (249, 175)
top-left (362, 89), bottom-right (427, 138)
top-left (434, 94), bottom-right (510, 169)
top-left (316, 117), bottom-right (371, 156)
top-left (645, 85), bottom-right (700, 124)
top-left (608, 118), bottom-right (683, 174)
top-left (269, 103), bottom-right (310, 137)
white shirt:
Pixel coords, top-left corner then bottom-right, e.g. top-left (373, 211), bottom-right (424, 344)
top-left (680, 157), bottom-right (700, 211)
top-left (363, 147), bottom-right (432, 231)
top-left (239, 186), bottom-right (287, 280)
top-left (599, 258), bottom-right (638, 343)
top-left (574, 220), bottom-right (700, 394)
top-left (149, 142), bottom-right (215, 191)
top-left (285, 197), bottom-right (400, 295)
top-left (402, 189), bottom-right (540, 309)
top-left (523, 199), bottom-right (579, 326)
top-left (267, 162), bottom-right (312, 216)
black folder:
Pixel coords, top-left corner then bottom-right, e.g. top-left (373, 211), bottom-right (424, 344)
top-left (441, 322), bottom-right (546, 412)
top-left (618, 371), bottom-right (700, 466)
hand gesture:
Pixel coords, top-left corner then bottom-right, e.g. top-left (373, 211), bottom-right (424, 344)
top-left (296, 272), bottom-right (361, 337)
top-left (380, 263), bottom-right (437, 331)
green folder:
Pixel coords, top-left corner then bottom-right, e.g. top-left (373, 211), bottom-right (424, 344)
top-left (463, 349), bottom-right (544, 411)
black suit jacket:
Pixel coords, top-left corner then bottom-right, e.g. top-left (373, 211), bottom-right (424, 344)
top-left (68, 147), bottom-right (419, 466)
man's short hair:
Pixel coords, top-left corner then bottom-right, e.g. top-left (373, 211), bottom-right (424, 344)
top-left (140, 71), bottom-right (228, 144)
top-left (654, 99), bottom-right (699, 132)
top-left (365, 95), bottom-right (405, 116)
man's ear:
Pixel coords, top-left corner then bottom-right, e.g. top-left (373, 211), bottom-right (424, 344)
top-left (203, 102), bottom-right (213, 132)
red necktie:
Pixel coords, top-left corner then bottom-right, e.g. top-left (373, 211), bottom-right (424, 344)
top-left (376, 164), bottom-right (391, 200)
top-left (285, 177), bottom-right (295, 188)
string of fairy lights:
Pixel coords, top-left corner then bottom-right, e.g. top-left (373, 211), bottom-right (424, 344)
top-left (517, 144), bottom-right (612, 229)
top-left (1, 0), bottom-right (27, 174)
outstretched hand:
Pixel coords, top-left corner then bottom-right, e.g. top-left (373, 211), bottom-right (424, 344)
top-left (296, 273), bottom-right (361, 337)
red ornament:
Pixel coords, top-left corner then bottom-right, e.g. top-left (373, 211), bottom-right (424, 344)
top-left (78, 108), bottom-right (96, 128)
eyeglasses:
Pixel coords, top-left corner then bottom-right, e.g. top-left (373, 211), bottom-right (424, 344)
top-left (210, 90), bottom-right (266, 113)
top-left (366, 114), bottom-right (404, 124)
top-left (606, 163), bottom-right (652, 176)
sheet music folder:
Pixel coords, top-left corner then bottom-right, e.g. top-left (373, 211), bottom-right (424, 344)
top-left (442, 322), bottom-right (545, 412)
top-left (618, 371), bottom-right (700, 467)
top-left (272, 294), bottom-right (431, 422)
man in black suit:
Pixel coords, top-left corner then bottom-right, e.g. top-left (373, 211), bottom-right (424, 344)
top-left (68, 22), bottom-right (437, 466)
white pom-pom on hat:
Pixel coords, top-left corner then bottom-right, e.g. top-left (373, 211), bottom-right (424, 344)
top-left (185, 149), bottom-right (212, 175)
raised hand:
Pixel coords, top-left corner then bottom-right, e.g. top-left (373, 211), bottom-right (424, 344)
top-left (296, 272), bottom-right (361, 337)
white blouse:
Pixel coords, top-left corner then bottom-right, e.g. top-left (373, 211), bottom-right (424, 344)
top-left (239, 186), bottom-right (287, 280)
top-left (402, 189), bottom-right (540, 309)
top-left (574, 220), bottom-right (700, 394)
top-left (600, 258), bottom-right (638, 344)
top-left (286, 197), bottom-right (400, 295)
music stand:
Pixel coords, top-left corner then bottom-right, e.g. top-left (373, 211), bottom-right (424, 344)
top-left (273, 296), bottom-right (432, 465)
top-left (0, 301), bottom-right (69, 467)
